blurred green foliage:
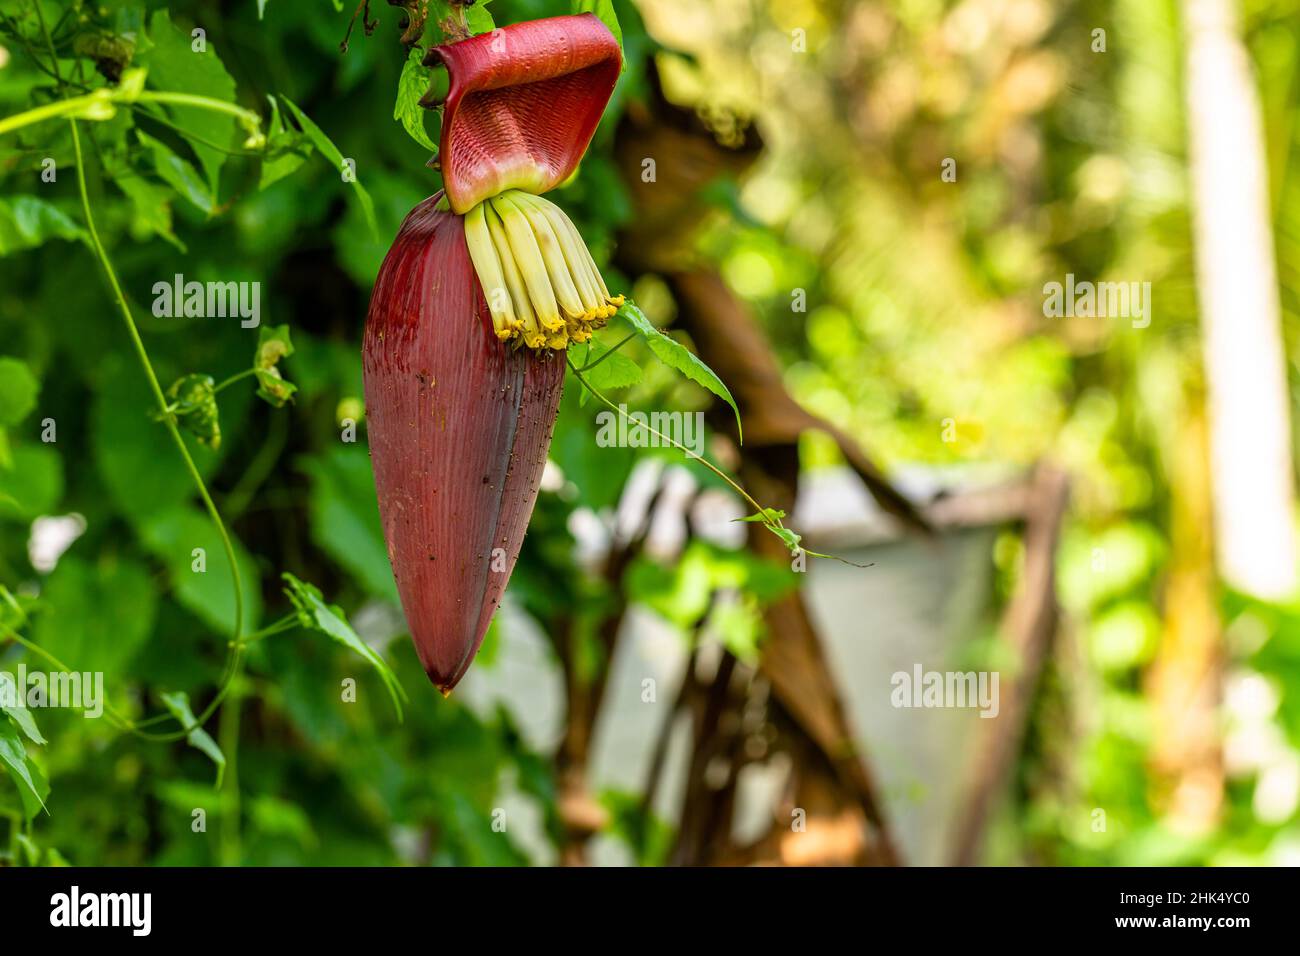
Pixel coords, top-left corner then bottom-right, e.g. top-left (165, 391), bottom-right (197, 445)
top-left (3, 0), bottom-right (1300, 867)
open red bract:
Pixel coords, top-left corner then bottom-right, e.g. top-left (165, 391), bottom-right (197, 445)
top-left (425, 13), bottom-right (622, 213)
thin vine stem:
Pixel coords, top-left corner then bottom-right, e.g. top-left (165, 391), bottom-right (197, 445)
top-left (577, 332), bottom-right (637, 373)
top-left (566, 357), bottom-right (766, 516)
top-left (0, 88), bottom-right (262, 140)
top-left (567, 355), bottom-right (871, 568)
top-left (19, 0), bottom-right (254, 747)
top-left (2, 628), bottom-right (135, 734)
top-left (213, 367), bottom-right (259, 394)
top-left (69, 118), bottom-right (249, 741)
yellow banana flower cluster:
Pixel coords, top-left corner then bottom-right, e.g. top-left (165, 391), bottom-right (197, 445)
top-left (463, 190), bottom-right (624, 350)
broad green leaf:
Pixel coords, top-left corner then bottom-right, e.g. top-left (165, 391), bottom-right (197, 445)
top-left (138, 506), bottom-right (262, 637)
top-left (31, 556), bottom-right (158, 683)
top-left (280, 97), bottom-right (377, 238)
top-left (616, 301), bottom-right (742, 440)
top-left (92, 360), bottom-right (195, 521)
top-left (137, 130), bottom-right (214, 214)
top-left (0, 196), bottom-right (86, 255)
top-left (394, 48), bottom-right (439, 153)
top-left (299, 446), bottom-right (398, 601)
top-left (249, 793), bottom-right (318, 848)
top-left (576, 337), bottom-right (641, 407)
top-left (0, 356), bottom-right (38, 426)
top-left (159, 690), bottom-right (226, 786)
top-left (0, 718), bottom-right (47, 818)
top-left (138, 10), bottom-right (238, 192)
top-left (0, 445), bottom-right (63, 521)
top-left (282, 573), bottom-right (406, 719)
top-left (113, 171), bottom-right (186, 251)
top-left (0, 674), bottom-right (46, 746)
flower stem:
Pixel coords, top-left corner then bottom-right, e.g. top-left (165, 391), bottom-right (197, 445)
top-left (213, 367), bottom-right (259, 394)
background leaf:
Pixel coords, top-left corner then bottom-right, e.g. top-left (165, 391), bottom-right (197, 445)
top-left (394, 48), bottom-right (439, 153)
top-left (0, 197), bottom-right (85, 255)
top-left (138, 506), bottom-right (262, 637)
top-left (137, 9), bottom-right (237, 192)
top-left (280, 96), bottom-right (378, 238)
top-left (159, 690), bottom-right (226, 786)
top-left (282, 573), bottom-right (406, 719)
top-left (0, 719), bottom-right (47, 819)
top-left (30, 555), bottom-right (158, 683)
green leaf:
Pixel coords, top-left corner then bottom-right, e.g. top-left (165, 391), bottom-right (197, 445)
top-left (253, 324), bottom-right (297, 406)
top-left (249, 794), bottom-right (318, 848)
top-left (280, 97), bottom-right (378, 239)
top-left (0, 586), bottom-right (34, 635)
top-left (573, 0), bottom-right (623, 60)
top-left (138, 10), bottom-right (238, 192)
top-left (0, 718), bottom-right (47, 818)
top-left (159, 691), bottom-right (226, 786)
top-left (0, 196), bottom-right (86, 256)
top-left (770, 525), bottom-right (801, 552)
top-left (0, 356), bottom-right (38, 426)
top-left (138, 506), bottom-right (262, 637)
top-left (255, 324), bottom-right (294, 369)
top-left (281, 573), bottom-right (406, 720)
top-left (92, 360), bottom-right (194, 521)
top-left (394, 48), bottom-right (439, 153)
top-left (137, 130), bottom-right (214, 214)
top-left (463, 4), bottom-right (496, 36)
top-left (0, 444), bottom-right (62, 520)
top-left (259, 96), bottom-right (310, 190)
top-left (0, 674), bottom-right (46, 746)
top-left (164, 373), bottom-right (221, 449)
top-left (577, 337), bottom-right (642, 403)
top-left (30, 556), bottom-right (158, 683)
top-left (112, 171), bottom-right (186, 251)
top-left (299, 446), bottom-right (398, 601)
top-left (255, 367), bottom-right (296, 407)
top-left (616, 301), bottom-right (742, 440)
top-left (626, 540), bottom-right (797, 631)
